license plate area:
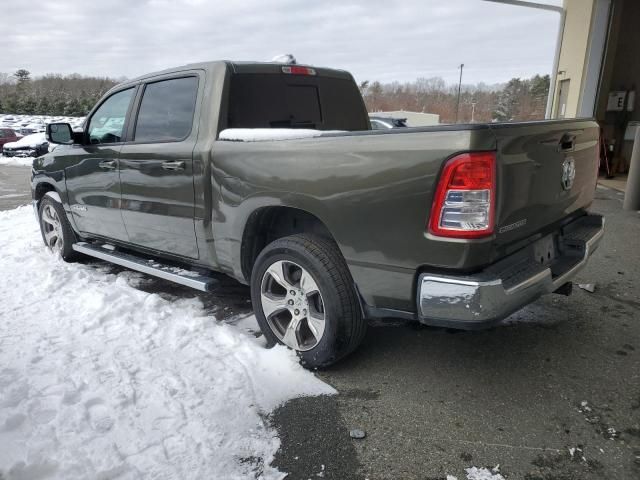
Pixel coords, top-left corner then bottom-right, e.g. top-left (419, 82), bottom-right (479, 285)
top-left (533, 234), bottom-right (556, 267)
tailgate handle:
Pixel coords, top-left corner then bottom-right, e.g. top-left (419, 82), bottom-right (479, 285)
top-left (559, 134), bottom-right (576, 151)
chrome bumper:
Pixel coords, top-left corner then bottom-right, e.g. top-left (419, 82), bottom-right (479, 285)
top-left (417, 214), bottom-right (605, 328)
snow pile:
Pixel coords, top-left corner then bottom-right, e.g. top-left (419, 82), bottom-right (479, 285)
top-left (270, 54), bottom-right (297, 64)
top-left (219, 128), bottom-right (343, 142)
top-left (448, 466), bottom-right (505, 480)
top-left (0, 206), bottom-right (334, 479)
top-left (465, 467), bottom-right (505, 480)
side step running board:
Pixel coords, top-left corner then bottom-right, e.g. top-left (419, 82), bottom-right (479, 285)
top-left (72, 242), bottom-right (219, 292)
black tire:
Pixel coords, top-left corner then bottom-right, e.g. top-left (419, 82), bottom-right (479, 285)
top-left (251, 234), bottom-right (367, 368)
top-left (38, 196), bottom-right (80, 262)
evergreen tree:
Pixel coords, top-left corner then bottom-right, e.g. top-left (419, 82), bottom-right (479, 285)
top-left (492, 78), bottom-right (526, 122)
top-left (36, 96), bottom-right (51, 116)
top-left (21, 95), bottom-right (38, 115)
top-left (64, 97), bottom-right (83, 116)
top-left (51, 94), bottom-right (68, 116)
top-left (13, 69), bottom-right (31, 87)
top-left (3, 95), bottom-right (19, 114)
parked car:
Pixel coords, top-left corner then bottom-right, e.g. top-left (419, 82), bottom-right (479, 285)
top-left (369, 115), bottom-right (408, 129)
top-left (0, 127), bottom-right (19, 153)
top-left (3, 132), bottom-right (49, 157)
top-left (16, 122), bottom-right (46, 136)
top-left (33, 61), bottom-right (604, 367)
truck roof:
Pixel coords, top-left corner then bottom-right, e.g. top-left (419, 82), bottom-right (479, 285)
top-left (115, 60), bottom-right (354, 90)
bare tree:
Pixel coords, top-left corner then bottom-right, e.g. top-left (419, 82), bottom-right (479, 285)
top-left (361, 75), bottom-right (548, 124)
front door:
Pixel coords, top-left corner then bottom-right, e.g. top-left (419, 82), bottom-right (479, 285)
top-left (118, 75), bottom-right (200, 259)
top-left (64, 87), bottom-right (136, 241)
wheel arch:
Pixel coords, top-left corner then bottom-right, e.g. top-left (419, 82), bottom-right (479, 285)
top-left (33, 180), bottom-right (60, 207)
top-left (240, 206), bottom-right (339, 282)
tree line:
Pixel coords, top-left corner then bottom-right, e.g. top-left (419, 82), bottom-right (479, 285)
top-left (0, 68), bottom-right (550, 123)
top-left (360, 74), bottom-right (550, 123)
top-left (0, 70), bottom-right (119, 117)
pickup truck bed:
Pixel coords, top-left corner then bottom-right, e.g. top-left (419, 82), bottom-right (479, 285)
top-left (32, 61), bottom-right (604, 366)
top-left (213, 118), bottom-right (602, 315)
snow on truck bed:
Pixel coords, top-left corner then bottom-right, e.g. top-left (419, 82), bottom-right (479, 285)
top-left (0, 206), bottom-right (334, 479)
top-left (219, 128), bottom-right (343, 142)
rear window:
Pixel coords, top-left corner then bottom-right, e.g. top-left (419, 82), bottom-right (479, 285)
top-left (226, 73), bottom-right (368, 131)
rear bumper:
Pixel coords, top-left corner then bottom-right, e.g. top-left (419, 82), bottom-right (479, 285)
top-left (416, 214), bottom-right (605, 329)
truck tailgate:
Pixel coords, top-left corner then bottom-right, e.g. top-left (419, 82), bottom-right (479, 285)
top-left (490, 120), bottom-right (599, 251)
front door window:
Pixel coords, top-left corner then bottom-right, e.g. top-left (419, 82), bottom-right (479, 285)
top-left (87, 88), bottom-right (135, 144)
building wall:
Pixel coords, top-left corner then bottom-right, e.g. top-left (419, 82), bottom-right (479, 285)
top-left (555, 0), bottom-right (638, 169)
top-left (596, 0), bottom-right (640, 122)
top-left (595, 0), bottom-right (640, 167)
top-left (553, 0), bottom-right (596, 118)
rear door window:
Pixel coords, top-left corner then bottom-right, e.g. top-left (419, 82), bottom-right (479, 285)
top-left (133, 76), bottom-right (198, 143)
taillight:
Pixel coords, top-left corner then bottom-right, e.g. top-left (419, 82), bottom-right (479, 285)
top-left (428, 151), bottom-right (496, 238)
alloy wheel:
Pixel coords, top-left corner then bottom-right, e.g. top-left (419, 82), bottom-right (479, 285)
top-left (40, 204), bottom-right (64, 253)
top-left (260, 260), bottom-right (326, 351)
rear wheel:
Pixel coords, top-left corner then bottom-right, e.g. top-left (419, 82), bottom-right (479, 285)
top-left (38, 196), bottom-right (80, 262)
top-left (251, 234), bottom-right (367, 368)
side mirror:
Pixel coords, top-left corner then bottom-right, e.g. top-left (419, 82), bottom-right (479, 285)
top-left (46, 123), bottom-right (74, 145)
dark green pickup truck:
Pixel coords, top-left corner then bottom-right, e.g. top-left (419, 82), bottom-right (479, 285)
top-left (32, 61), bottom-right (604, 367)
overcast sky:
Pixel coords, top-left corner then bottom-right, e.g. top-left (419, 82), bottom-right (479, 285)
top-left (3, 0), bottom-right (563, 86)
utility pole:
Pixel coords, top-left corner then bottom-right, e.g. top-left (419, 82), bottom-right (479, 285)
top-left (455, 63), bottom-right (464, 123)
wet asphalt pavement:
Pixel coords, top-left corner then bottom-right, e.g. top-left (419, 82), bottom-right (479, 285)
top-left (2, 165), bottom-right (638, 479)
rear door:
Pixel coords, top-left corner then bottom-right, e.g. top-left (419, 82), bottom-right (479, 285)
top-left (490, 120), bottom-right (599, 247)
top-left (118, 74), bottom-right (201, 259)
top-left (64, 87), bottom-right (136, 241)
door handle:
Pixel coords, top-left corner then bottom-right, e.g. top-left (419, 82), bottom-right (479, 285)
top-left (98, 160), bottom-right (117, 170)
top-left (162, 160), bottom-right (186, 171)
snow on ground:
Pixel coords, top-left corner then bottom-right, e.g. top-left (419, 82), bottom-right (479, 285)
top-left (0, 155), bottom-right (34, 167)
top-left (0, 206), bottom-right (335, 479)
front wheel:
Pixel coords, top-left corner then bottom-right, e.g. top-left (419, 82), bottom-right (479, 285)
top-left (38, 196), bottom-right (80, 262)
top-left (251, 234), bottom-right (367, 368)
